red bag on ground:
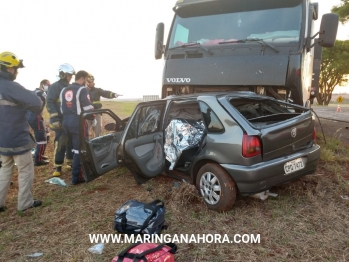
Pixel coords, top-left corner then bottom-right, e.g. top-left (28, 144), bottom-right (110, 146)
top-left (111, 242), bottom-right (177, 262)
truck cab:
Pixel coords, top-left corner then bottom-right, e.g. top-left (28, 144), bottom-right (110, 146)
top-left (155, 0), bottom-right (339, 106)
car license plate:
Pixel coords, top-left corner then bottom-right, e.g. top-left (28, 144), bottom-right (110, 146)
top-left (284, 158), bottom-right (305, 175)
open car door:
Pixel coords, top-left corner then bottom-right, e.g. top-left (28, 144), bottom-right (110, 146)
top-left (122, 101), bottom-right (167, 184)
top-left (79, 109), bottom-right (125, 182)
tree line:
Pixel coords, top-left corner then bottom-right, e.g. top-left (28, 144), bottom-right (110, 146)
top-left (316, 0), bottom-right (349, 105)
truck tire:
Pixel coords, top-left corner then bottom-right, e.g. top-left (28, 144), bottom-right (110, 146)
top-left (196, 163), bottom-right (237, 212)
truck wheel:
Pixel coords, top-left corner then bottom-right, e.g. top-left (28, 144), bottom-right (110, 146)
top-left (196, 163), bottom-right (237, 212)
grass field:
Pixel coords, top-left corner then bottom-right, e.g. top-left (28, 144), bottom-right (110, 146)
top-left (0, 101), bottom-right (348, 261)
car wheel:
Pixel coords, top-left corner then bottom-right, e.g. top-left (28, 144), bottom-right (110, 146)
top-left (196, 163), bottom-right (237, 212)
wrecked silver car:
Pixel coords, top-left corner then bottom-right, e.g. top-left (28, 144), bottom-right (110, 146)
top-left (79, 92), bottom-right (320, 212)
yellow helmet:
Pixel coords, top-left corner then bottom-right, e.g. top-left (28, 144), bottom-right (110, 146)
top-left (0, 52), bottom-right (24, 68)
top-left (87, 73), bottom-right (94, 82)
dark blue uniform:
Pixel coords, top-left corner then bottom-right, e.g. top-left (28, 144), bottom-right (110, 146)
top-left (0, 72), bottom-right (43, 155)
top-left (26, 88), bottom-right (47, 164)
top-left (60, 83), bottom-right (94, 184)
top-left (46, 79), bottom-right (73, 170)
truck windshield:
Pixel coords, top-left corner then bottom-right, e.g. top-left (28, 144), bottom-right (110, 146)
top-left (168, 0), bottom-right (303, 49)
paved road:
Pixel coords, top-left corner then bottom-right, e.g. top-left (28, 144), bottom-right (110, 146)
top-left (311, 105), bottom-right (349, 146)
top-left (312, 105), bottom-right (349, 123)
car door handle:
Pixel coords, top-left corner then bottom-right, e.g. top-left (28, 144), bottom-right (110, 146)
top-left (153, 134), bottom-right (162, 141)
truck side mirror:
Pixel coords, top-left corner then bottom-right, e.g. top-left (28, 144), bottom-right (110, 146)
top-left (318, 13), bottom-right (339, 48)
top-left (155, 23), bottom-right (165, 60)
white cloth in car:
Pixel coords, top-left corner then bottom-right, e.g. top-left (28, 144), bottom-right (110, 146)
top-left (164, 118), bottom-right (205, 170)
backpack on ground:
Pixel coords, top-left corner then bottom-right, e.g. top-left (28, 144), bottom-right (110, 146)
top-left (111, 242), bottom-right (177, 262)
top-left (114, 199), bottom-right (166, 235)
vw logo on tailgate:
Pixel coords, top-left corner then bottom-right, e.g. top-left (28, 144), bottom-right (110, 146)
top-left (291, 128), bottom-right (297, 138)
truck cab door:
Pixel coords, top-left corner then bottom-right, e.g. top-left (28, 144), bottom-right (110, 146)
top-left (79, 109), bottom-right (125, 182)
top-left (122, 101), bottom-right (167, 184)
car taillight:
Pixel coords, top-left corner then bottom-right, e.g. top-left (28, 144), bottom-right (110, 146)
top-left (242, 134), bottom-right (262, 158)
top-left (313, 127), bottom-right (316, 141)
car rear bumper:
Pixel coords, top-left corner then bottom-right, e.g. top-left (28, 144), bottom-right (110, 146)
top-left (220, 144), bottom-right (321, 195)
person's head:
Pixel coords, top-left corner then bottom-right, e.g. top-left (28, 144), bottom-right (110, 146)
top-left (58, 63), bottom-right (75, 83)
top-left (74, 70), bottom-right (89, 86)
top-left (0, 51), bottom-right (24, 81)
top-left (40, 79), bottom-right (50, 91)
top-left (86, 73), bottom-right (95, 89)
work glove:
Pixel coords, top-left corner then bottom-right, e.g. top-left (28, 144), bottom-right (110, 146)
top-left (114, 93), bottom-right (123, 98)
top-left (91, 119), bottom-right (97, 127)
top-left (49, 116), bottom-right (62, 130)
top-left (93, 103), bottom-right (102, 109)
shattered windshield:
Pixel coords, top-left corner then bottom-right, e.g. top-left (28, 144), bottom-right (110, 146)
top-left (169, 0), bottom-right (302, 49)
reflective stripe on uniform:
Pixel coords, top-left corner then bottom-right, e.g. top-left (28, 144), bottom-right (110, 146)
top-left (0, 142), bottom-right (35, 154)
top-left (0, 100), bottom-right (16, 106)
top-left (59, 87), bottom-right (65, 114)
top-left (72, 149), bottom-right (79, 154)
top-left (76, 86), bottom-right (86, 115)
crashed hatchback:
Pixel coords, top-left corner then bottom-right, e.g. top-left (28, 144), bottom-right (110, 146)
top-left (79, 92), bottom-right (320, 212)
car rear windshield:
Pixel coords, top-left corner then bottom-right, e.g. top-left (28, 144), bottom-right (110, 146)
top-left (229, 97), bottom-right (306, 126)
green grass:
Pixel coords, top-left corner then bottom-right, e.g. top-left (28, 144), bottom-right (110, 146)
top-left (0, 101), bottom-right (348, 261)
top-left (101, 101), bottom-right (139, 119)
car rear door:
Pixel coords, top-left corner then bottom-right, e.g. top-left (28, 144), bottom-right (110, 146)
top-left (121, 100), bottom-right (167, 184)
top-left (79, 109), bottom-right (125, 182)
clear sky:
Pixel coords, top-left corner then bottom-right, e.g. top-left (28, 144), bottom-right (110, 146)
top-left (1, 0), bottom-right (348, 97)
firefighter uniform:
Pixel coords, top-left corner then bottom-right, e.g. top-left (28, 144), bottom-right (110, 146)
top-left (89, 86), bottom-right (118, 110)
top-left (0, 51), bottom-right (43, 211)
top-left (26, 88), bottom-right (48, 165)
top-left (60, 83), bottom-right (94, 184)
top-left (46, 77), bottom-right (74, 176)
top-left (87, 86), bottom-right (118, 137)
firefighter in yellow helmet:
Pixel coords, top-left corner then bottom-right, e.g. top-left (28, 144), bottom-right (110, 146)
top-left (85, 73), bottom-right (122, 137)
top-left (0, 51), bottom-right (43, 212)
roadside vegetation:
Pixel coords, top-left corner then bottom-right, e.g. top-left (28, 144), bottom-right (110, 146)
top-left (0, 101), bottom-right (348, 261)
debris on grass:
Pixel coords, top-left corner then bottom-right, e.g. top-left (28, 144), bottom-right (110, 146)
top-left (45, 177), bottom-right (67, 187)
top-left (26, 252), bottom-right (43, 257)
top-left (88, 243), bottom-right (104, 254)
top-left (341, 195), bottom-right (349, 200)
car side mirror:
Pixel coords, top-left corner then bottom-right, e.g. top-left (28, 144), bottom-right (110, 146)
top-left (155, 23), bottom-right (164, 60)
top-left (318, 13), bottom-right (339, 48)
top-left (105, 123), bottom-right (117, 132)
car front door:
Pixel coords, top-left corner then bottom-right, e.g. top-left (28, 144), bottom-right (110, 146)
top-left (79, 109), bottom-right (124, 182)
top-left (121, 101), bottom-right (167, 184)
